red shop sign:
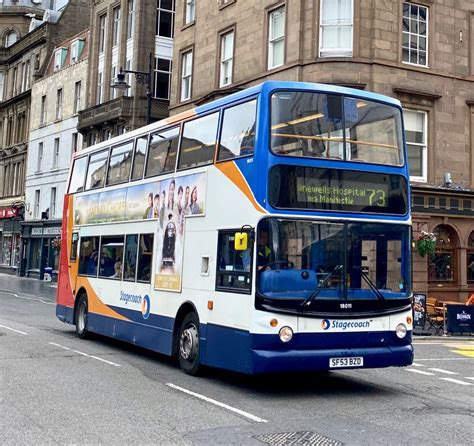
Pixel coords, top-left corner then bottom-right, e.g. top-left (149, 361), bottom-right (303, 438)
top-left (0, 208), bottom-right (16, 219)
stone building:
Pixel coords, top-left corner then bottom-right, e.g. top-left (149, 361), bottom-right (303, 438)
top-left (22, 29), bottom-right (88, 280)
top-left (170, 0), bottom-right (474, 302)
top-left (77, 0), bottom-right (175, 145)
top-left (0, 0), bottom-right (89, 274)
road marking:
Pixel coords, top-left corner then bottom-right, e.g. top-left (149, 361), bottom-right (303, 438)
top-left (465, 377), bottom-right (474, 381)
top-left (406, 369), bottom-right (435, 376)
top-left (439, 378), bottom-right (472, 386)
top-left (48, 342), bottom-right (121, 367)
top-left (0, 289), bottom-right (55, 305)
top-left (428, 368), bottom-right (458, 375)
top-left (166, 383), bottom-right (268, 423)
top-left (0, 324), bottom-right (28, 335)
top-left (450, 350), bottom-right (474, 358)
top-left (411, 362), bottom-right (425, 367)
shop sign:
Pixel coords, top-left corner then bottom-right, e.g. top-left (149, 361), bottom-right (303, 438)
top-left (30, 226), bottom-right (62, 237)
top-left (412, 293), bottom-right (426, 328)
top-left (0, 208), bottom-right (16, 219)
top-left (447, 305), bottom-right (473, 334)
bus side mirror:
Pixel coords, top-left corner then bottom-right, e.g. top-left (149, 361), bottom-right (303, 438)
top-left (234, 232), bottom-right (248, 251)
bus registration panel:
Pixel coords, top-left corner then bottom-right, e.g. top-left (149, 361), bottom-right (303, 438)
top-left (329, 357), bottom-right (364, 368)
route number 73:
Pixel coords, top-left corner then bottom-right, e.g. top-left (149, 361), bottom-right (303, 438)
top-left (367, 189), bottom-right (386, 207)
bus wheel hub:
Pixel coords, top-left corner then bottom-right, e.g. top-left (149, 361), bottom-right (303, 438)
top-left (180, 324), bottom-right (198, 360)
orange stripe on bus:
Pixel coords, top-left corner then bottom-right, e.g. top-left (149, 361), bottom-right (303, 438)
top-left (215, 162), bottom-right (266, 214)
top-left (164, 109), bottom-right (196, 125)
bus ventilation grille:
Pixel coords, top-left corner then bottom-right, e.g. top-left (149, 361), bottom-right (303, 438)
top-left (254, 431), bottom-right (344, 446)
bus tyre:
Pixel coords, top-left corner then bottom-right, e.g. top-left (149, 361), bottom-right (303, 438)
top-left (75, 294), bottom-right (90, 340)
top-left (178, 312), bottom-right (201, 375)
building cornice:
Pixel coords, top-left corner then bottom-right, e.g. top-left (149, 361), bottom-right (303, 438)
top-left (392, 87), bottom-right (442, 101)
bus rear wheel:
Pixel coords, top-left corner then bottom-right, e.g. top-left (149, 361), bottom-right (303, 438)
top-left (178, 312), bottom-right (201, 375)
top-left (75, 294), bottom-right (90, 339)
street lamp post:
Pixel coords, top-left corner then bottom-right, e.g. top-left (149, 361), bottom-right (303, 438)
top-left (111, 53), bottom-right (153, 125)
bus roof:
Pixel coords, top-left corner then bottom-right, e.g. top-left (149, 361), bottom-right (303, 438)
top-left (73, 80), bottom-right (402, 159)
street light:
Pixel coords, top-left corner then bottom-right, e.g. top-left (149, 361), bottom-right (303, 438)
top-left (111, 52), bottom-right (153, 125)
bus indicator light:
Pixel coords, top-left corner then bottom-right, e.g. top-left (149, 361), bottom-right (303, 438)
top-left (270, 319), bottom-right (278, 327)
top-left (207, 300), bottom-right (214, 310)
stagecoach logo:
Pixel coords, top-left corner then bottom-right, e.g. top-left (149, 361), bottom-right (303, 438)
top-left (321, 319), bottom-right (372, 331)
top-left (321, 319), bottom-right (331, 330)
top-left (141, 295), bottom-right (151, 320)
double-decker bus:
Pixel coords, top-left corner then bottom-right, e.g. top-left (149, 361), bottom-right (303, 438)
top-left (57, 81), bottom-right (413, 375)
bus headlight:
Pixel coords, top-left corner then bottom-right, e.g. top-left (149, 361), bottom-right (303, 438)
top-left (279, 326), bottom-right (293, 343)
top-left (396, 323), bottom-right (407, 339)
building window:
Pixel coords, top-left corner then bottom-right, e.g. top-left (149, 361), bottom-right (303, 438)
top-left (112, 6), bottom-right (121, 47)
top-left (180, 50), bottom-right (193, 102)
top-left (71, 39), bottom-right (85, 63)
top-left (219, 31), bottom-right (234, 87)
top-left (56, 88), bottom-right (63, 120)
top-left (54, 48), bottom-right (67, 71)
top-left (402, 2), bottom-right (428, 66)
top-left (404, 109), bottom-right (427, 182)
top-left (185, 0), bottom-right (195, 25)
top-left (0, 72), bottom-right (4, 101)
top-left (34, 189), bottom-right (40, 219)
top-left (111, 65), bottom-right (118, 99)
top-left (99, 14), bottom-right (107, 53)
top-left (74, 81), bottom-right (81, 113)
top-left (23, 60), bottom-right (30, 90)
top-left (53, 138), bottom-right (60, 169)
top-left (97, 71), bottom-right (104, 104)
top-left (37, 142), bottom-right (43, 172)
top-left (468, 232), bottom-right (474, 284)
top-left (40, 95), bottom-right (47, 125)
top-left (12, 66), bottom-right (17, 96)
top-left (50, 187), bottom-right (57, 219)
top-left (157, 0), bottom-right (175, 38)
top-left (72, 132), bottom-right (79, 154)
top-left (429, 225), bottom-right (457, 283)
top-left (4, 30), bottom-right (18, 48)
top-left (268, 6), bottom-right (285, 70)
top-left (319, 0), bottom-right (353, 58)
top-left (153, 58), bottom-right (172, 99)
top-left (127, 0), bottom-right (135, 39)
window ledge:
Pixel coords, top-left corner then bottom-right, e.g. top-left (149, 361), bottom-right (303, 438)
top-left (181, 21), bottom-right (195, 31)
top-left (393, 87), bottom-right (442, 101)
top-left (219, 0), bottom-right (236, 10)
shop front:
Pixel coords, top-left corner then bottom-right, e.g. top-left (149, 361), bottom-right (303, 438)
top-left (21, 221), bottom-right (62, 281)
top-left (0, 208), bottom-right (22, 274)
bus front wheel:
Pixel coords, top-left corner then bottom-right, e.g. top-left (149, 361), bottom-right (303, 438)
top-left (178, 312), bottom-right (201, 375)
top-left (75, 294), bottom-right (90, 339)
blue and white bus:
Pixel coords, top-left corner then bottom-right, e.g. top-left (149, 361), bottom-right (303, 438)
top-left (57, 81), bottom-right (413, 375)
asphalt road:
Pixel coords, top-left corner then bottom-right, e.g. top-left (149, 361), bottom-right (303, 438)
top-left (1, 274), bottom-right (473, 445)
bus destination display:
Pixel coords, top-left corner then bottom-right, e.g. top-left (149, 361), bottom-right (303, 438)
top-left (269, 165), bottom-right (407, 215)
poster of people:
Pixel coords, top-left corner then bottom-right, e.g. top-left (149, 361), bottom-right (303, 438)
top-left (73, 172), bottom-right (206, 292)
top-left (154, 172), bottom-right (206, 292)
top-left (412, 293), bottom-right (426, 328)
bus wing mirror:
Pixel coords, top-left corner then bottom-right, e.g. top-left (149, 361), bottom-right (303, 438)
top-left (234, 232), bottom-right (248, 251)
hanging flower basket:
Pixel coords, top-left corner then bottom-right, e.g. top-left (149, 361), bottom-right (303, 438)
top-left (51, 236), bottom-right (61, 253)
top-left (416, 231), bottom-right (436, 257)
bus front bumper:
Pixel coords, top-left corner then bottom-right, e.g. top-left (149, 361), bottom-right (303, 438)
top-left (248, 344), bottom-right (414, 374)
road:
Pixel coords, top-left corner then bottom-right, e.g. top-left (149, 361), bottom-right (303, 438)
top-left (1, 274), bottom-right (473, 445)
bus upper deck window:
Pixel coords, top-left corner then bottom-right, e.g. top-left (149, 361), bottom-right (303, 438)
top-left (131, 135), bottom-right (149, 181)
top-left (68, 156), bottom-right (88, 194)
top-left (107, 141), bottom-right (134, 186)
top-left (178, 112), bottom-right (219, 170)
top-left (218, 99), bottom-right (257, 161)
top-left (145, 126), bottom-right (179, 178)
top-left (85, 149), bottom-right (109, 190)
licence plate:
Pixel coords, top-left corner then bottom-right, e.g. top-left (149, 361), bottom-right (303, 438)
top-left (329, 356), bottom-right (364, 368)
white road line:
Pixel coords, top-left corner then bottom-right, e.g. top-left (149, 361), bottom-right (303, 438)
top-left (166, 383), bottom-right (268, 423)
top-left (428, 368), bottom-right (458, 375)
top-left (48, 342), bottom-right (121, 367)
top-left (465, 377), bottom-right (474, 381)
top-left (0, 324), bottom-right (28, 335)
top-left (439, 378), bottom-right (472, 386)
top-left (411, 362), bottom-right (425, 367)
top-left (0, 289), bottom-right (55, 305)
top-left (406, 369), bottom-right (435, 376)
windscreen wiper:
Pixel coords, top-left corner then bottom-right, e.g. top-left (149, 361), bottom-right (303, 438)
top-left (359, 268), bottom-right (385, 301)
top-left (300, 264), bottom-right (343, 307)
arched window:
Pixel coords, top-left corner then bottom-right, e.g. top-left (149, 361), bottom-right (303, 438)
top-left (428, 225), bottom-right (457, 283)
top-left (4, 31), bottom-right (18, 48)
top-left (467, 232), bottom-right (474, 284)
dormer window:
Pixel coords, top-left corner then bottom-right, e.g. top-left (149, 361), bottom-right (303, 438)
top-left (4, 30), bottom-right (18, 48)
top-left (71, 39), bottom-right (85, 64)
top-left (54, 48), bottom-right (68, 71)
